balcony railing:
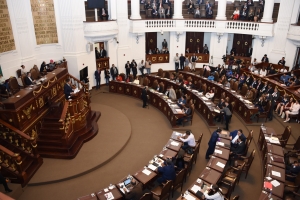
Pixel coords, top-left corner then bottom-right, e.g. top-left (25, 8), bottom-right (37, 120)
top-left (287, 24), bottom-right (300, 42)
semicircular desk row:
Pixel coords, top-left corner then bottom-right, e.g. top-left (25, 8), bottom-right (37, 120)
top-left (108, 78), bottom-right (287, 200)
top-left (109, 72), bottom-right (258, 127)
top-left (77, 129), bottom-right (233, 200)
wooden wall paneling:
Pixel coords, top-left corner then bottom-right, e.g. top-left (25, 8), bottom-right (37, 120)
top-left (146, 32), bottom-right (157, 53)
top-left (232, 34), bottom-right (252, 57)
top-left (185, 32), bottom-right (204, 53)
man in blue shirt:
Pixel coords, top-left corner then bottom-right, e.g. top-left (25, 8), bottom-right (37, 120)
top-left (205, 129), bottom-right (221, 159)
top-left (230, 129), bottom-right (246, 146)
top-left (280, 74), bottom-right (290, 84)
top-left (157, 159), bottom-right (176, 184)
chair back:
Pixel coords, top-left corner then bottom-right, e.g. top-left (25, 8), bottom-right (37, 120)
top-left (8, 77), bottom-right (20, 94)
top-left (176, 89), bottom-right (181, 99)
top-left (160, 180), bottom-right (173, 200)
top-left (173, 168), bottom-right (186, 188)
top-left (214, 72), bottom-right (219, 82)
top-left (143, 77), bottom-right (149, 86)
top-left (120, 73), bottom-right (126, 81)
top-left (201, 83), bottom-right (207, 94)
top-left (185, 154), bottom-right (194, 176)
top-left (30, 68), bottom-right (39, 80)
top-left (178, 74), bottom-right (183, 82)
top-left (33, 65), bottom-right (42, 78)
top-left (152, 80), bottom-right (158, 90)
top-left (204, 71), bottom-right (210, 78)
top-left (129, 74), bottom-right (134, 82)
top-left (140, 193), bottom-right (152, 200)
top-left (247, 130), bottom-right (253, 145)
top-left (231, 101), bottom-right (235, 113)
top-left (164, 71), bottom-right (170, 79)
top-left (184, 66), bottom-right (190, 71)
top-left (233, 81), bottom-right (238, 92)
top-left (251, 89), bottom-right (257, 102)
top-left (293, 136), bottom-right (300, 150)
top-left (230, 79), bottom-right (234, 89)
top-left (240, 84), bottom-right (248, 96)
top-left (246, 150), bottom-right (256, 170)
top-left (159, 82), bottom-right (165, 93)
top-left (197, 133), bottom-right (203, 145)
top-left (196, 80), bottom-right (202, 90)
top-left (16, 69), bottom-right (21, 78)
top-left (232, 195), bottom-right (240, 200)
top-left (158, 68), bottom-right (164, 77)
top-left (199, 68), bottom-right (204, 76)
top-left (280, 126), bottom-right (291, 148)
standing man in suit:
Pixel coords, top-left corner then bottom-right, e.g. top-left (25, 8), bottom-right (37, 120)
top-left (64, 78), bottom-right (74, 100)
top-left (25, 72), bottom-right (35, 86)
top-left (99, 47), bottom-right (106, 58)
top-left (125, 61), bottom-right (131, 78)
top-left (261, 54), bottom-right (269, 63)
top-left (220, 102), bottom-right (232, 131)
top-left (110, 64), bottom-right (118, 80)
top-left (95, 47), bottom-right (100, 59)
top-left (0, 167), bottom-right (12, 192)
top-left (190, 53), bottom-right (197, 72)
top-left (268, 87), bottom-right (280, 120)
top-left (165, 6), bottom-right (172, 18)
top-left (162, 39), bottom-right (168, 49)
top-left (248, 46), bottom-right (253, 57)
top-left (94, 67), bottom-right (101, 90)
top-left (179, 53), bottom-right (186, 71)
top-left (131, 60), bottom-right (138, 79)
top-left (205, 128), bottom-right (221, 159)
top-left (124, 180), bottom-right (143, 200)
top-left (141, 86), bottom-right (148, 108)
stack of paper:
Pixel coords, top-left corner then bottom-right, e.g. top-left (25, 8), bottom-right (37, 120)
top-left (244, 100), bottom-right (251, 104)
top-left (271, 171), bottom-right (281, 177)
top-left (142, 169), bottom-right (152, 175)
top-left (214, 109), bottom-right (220, 113)
top-left (184, 194), bottom-right (196, 200)
top-left (271, 180), bottom-right (280, 187)
top-left (171, 141), bottom-right (179, 146)
top-left (148, 164), bottom-right (157, 171)
top-left (205, 102), bottom-right (211, 105)
top-left (214, 149), bottom-right (222, 154)
top-left (217, 142), bottom-right (224, 146)
top-left (190, 185), bottom-right (201, 194)
top-left (216, 162), bottom-right (225, 168)
top-left (104, 192), bottom-right (114, 200)
top-left (175, 109), bottom-right (183, 113)
top-left (269, 137), bottom-right (280, 144)
top-left (201, 97), bottom-right (208, 101)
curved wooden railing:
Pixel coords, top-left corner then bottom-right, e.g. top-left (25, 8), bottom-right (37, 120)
top-left (0, 119), bottom-right (38, 157)
top-left (59, 102), bottom-right (69, 123)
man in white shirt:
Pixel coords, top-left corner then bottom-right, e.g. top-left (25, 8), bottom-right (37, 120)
top-left (174, 53), bottom-right (179, 73)
top-left (177, 130), bottom-right (196, 150)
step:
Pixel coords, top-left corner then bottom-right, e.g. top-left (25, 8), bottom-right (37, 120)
top-left (38, 132), bottom-right (63, 140)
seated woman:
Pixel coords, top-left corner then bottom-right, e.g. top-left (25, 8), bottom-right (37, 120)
top-left (275, 95), bottom-right (289, 115)
top-left (231, 71), bottom-right (239, 81)
top-left (201, 184), bottom-right (224, 200)
top-left (205, 89), bottom-right (215, 99)
top-left (232, 8), bottom-right (240, 20)
top-left (260, 67), bottom-right (267, 77)
top-left (284, 99), bottom-right (300, 122)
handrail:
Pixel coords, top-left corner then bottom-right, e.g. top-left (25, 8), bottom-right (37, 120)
top-left (0, 145), bottom-right (19, 158)
top-left (59, 102), bottom-right (69, 123)
top-left (0, 119), bottom-right (33, 141)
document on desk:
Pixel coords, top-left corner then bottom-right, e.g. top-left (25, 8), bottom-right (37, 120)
top-left (104, 192), bottom-right (114, 200)
top-left (217, 142), bottom-right (224, 146)
top-left (271, 180), bottom-right (280, 187)
top-left (74, 87), bottom-right (80, 94)
top-left (271, 171), bottom-right (281, 177)
top-left (191, 185), bottom-right (201, 194)
top-left (173, 131), bottom-right (182, 136)
top-left (148, 164), bottom-right (157, 171)
top-left (142, 169), bottom-right (152, 176)
top-left (167, 99), bottom-right (173, 103)
top-left (184, 194), bottom-right (196, 200)
top-left (201, 97), bottom-right (208, 101)
top-left (244, 100), bottom-right (251, 104)
top-left (214, 149), bottom-right (223, 154)
top-left (269, 137), bottom-right (280, 144)
top-left (216, 162), bottom-right (225, 168)
top-left (171, 141), bottom-right (180, 146)
top-left (104, 188), bottom-right (109, 192)
top-left (175, 109), bottom-right (183, 113)
top-left (205, 102), bottom-right (211, 105)
top-left (214, 109), bottom-right (220, 113)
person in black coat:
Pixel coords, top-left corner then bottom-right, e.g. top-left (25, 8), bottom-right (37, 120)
top-left (99, 47), bottom-right (107, 58)
top-left (179, 54), bottom-right (185, 71)
top-left (141, 86), bottom-right (148, 108)
top-left (104, 68), bottom-right (110, 86)
top-left (94, 67), bottom-right (101, 89)
top-left (0, 168), bottom-right (12, 192)
top-left (230, 136), bottom-right (246, 155)
top-left (110, 64), bottom-right (118, 80)
top-left (25, 72), bottom-right (35, 86)
top-left (64, 78), bottom-right (74, 100)
top-left (131, 60), bottom-right (138, 79)
top-left (95, 47), bottom-right (100, 59)
top-left (205, 128), bottom-right (221, 159)
top-left (261, 54), bottom-right (269, 63)
top-left (40, 61), bottom-right (47, 73)
top-left (125, 61), bottom-right (131, 78)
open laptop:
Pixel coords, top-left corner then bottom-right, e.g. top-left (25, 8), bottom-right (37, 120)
top-left (123, 178), bottom-right (132, 189)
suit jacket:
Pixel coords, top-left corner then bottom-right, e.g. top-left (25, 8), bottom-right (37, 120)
top-left (230, 130), bottom-right (246, 142)
top-left (125, 63), bottom-right (131, 72)
top-left (231, 141), bottom-right (246, 155)
top-left (261, 57), bottom-right (269, 63)
top-left (110, 67), bottom-right (118, 77)
top-left (141, 88), bottom-right (148, 100)
top-left (94, 70), bottom-right (101, 80)
top-left (100, 49), bottom-right (106, 57)
top-left (124, 183), bottom-right (143, 200)
top-left (208, 131), bottom-right (219, 147)
top-left (157, 164), bottom-right (176, 181)
top-left (195, 49), bottom-right (201, 53)
top-left (152, 8), bottom-right (158, 16)
top-left (25, 76), bottom-right (33, 86)
top-left (278, 60), bottom-right (286, 66)
top-left (165, 8), bottom-right (172, 16)
top-left (256, 82), bottom-right (264, 91)
top-left (64, 83), bottom-right (73, 100)
top-left (245, 77), bottom-right (253, 86)
top-left (251, 81), bottom-right (257, 89)
top-left (162, 41), bottom-right (168, 48)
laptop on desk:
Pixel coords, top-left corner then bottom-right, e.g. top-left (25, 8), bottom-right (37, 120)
top-left (124, 178), bottom-right (132, 189)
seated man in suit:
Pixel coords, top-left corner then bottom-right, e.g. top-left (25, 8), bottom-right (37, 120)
top-left (176, 104), bottom-right (192, 126)
top-left (244, 88), bottom-right (253, 100)
top-left (230, 136), bottom-right (246, 155)
top-left (151, 6), bottom-right (159, 18)
top-left (100, 8), bottom-right (109, 20)
top-left (177, 95), bottom-right (187, 108)
top-left (124, 180), bottom-right (143, 200)
top-left (286, 161), bottom-right (300, 182)
top-left (194, 7), bottom-right (200, 18)
top-left (157, 159), bottom-right (176, 184)
top-left (64, 78), bottom-right (74, 100)
top-left (206, 7), bottom-right (213, 19)
top-left (230, 129), bottom-right (246, 147)
top-left (25, 72), bottom-right (36, 86)
top-left (165, 6), bottom-right (172, 18)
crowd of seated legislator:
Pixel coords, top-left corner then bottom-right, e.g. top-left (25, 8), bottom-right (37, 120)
top-left (231, 0), bottom-right (264, 22)
top-left (144, 0), bottom-right (172, 19)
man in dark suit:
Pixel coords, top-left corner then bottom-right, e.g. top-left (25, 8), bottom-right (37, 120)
top-left (157, 159), bottom-right (176, 184)
top-left (162, 39), bottom-right (168, 48)
top-left (131, 60), bottom-right (138, 79)
top-left (95, 47), bottom-right (100, 59)
top-left (250, 78), bottom-right (257, 89)
top-left (256, 79), bottom-right (264, 91)
top-left (141, 86), bottom-right (148, 108)
top-left (268, 87), bottom-right (280, 120)
top-left (179, 53), bottom-right (185, 71)
top-left (25, 72), bottom-right (35, 86)
top-left (230, 136), bottom-right (246, 155)
top-left (205, 128), bottom-right (221, 159)
top-left (110, 64), bottom-right (118, 80)
top-left (195, 47), bottom-right (201, 54)
top-left (0, 168), bottom-right (12, 192)
top-left (261, 54), bottom-right (269, 63)
top-left (125, 61), bottom-right (131, 78)
top-left (151, 6), bottom-right (159, 18)
top-left (94, 67), bottom-right (101, 90)
top-left (278, 57), bottom-right (286, 66)
top-left (40, 61), bottom-right (47, 73)
top-left (124, 180), bottom-right (143, 200)
top-left (64, 78), bottom-right (74, 100)
top-left (165, 6), bottom-right (172, 18)
top-left (99, 47), bottom-right (106, 58)
top-left (230, 129), bottom-right (246, 146)
top-left (245, 74), bottom-right (253, 86)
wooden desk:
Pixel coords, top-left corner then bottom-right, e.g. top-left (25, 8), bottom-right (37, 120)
top-left (219, 130), bottom-right (230, 140)
top-left (177, 192), bottom-right (200, 200)
top-left (96, 57), bottom-right (110, 70)
top-left (158, 148), bottom-right (177, 160)
top-left (226, 55), bottom-right (251, 66)
top-left (170, 131), bottom-right (185, 141)
top-left (187, 179), bottom-right (210, 200)
top-left (116, 176), bottom-right (139, 194)
top-left (96, 186), bottom-right (123, 200)
top-left (266, 143), bottom-right (284, 158)
top-left (265, 164), bottom-right (285, 183)
top-left (133, 167), bottom-right (157, 186)
top-left (265, 153), bottom-right (285, 169)
top-left (146, 54), bottom-right (169, 64)
top-left (166, 139), bottom-right (183, 152)
top-left (185, 53), bottom-right (210, 63)
top-left (259, 190), bottom-right (282, 200)
top-left (258, 126), bottom-right (281, 150)
top-left (199, 167), bottom-right (222, 185)
top-left (77, 193), bottom-right (97, 200)
top-left (216, 139), bottom-right (231, 149)
top-left (207, 156), bottom-right (227, 173)
top-left (212, 146), bottom-right (230, 160)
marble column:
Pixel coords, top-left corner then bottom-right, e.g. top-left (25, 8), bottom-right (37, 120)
top-left (215, 0), bottom-right (227, 20)
top-left (173, 0), bottom-right (183, 19)
top-left (130, 0), bottom-right (141, 19)
top-left (261, 0), bottom-right (275, 23)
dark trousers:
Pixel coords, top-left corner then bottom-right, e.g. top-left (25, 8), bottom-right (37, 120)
top-left (142, 98), bottom-right (147, 108)
top-left (95, 78), bottom-right (100, 89)
top-left (140, 67), bottom-right (145, 77)
top-left (224, 115), bottom-right (232, 130)
top-left (126, 70), bottom-right (130, 78)
top-left (180, 62), bottom-right (184, 70)
top-left (0, 174), bottom-right (9, 191)
top-left (112, 75), bottom-right (116, 81)
top-left (105, 78), bottom-right (109, 85)
top-left (181, 142), bottom-right (190, 150)
top-left (157, 177), bottom-right (166, 184)
top-left (205, 144), bottom-right (216, 159)
top-left (175, 62), bottom-right (179, 72)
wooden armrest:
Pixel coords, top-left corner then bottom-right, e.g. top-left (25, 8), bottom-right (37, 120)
top-left (286, 174), bottom-right (297, 178)
top-left (151, 191), bottom-right (160, 196)
top-left (285, 184), bottom-right (299, 188)
top-left (229, 166), bottom-right (240, 171)
top-left (293, 192), bottom-right (300, 197)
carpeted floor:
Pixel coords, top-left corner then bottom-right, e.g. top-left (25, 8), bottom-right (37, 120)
top-left (13, 85), bottom-right (300, 200)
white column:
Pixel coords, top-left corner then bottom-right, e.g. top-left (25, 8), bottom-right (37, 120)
top-left (261, 0), bottom-right (275, 23)
top-left (215, 0), bottom-right (227, 20)
top-left (130, 0), bottom-right (141, 19)
top-left (108, 0), bottom-right (117, 20)
top-left (173, 0), bottom-right (183, 19)
top-left (94, 8), bottom-right (98, 21)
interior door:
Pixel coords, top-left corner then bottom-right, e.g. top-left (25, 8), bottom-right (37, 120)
top-left (232, 34), bottom-right (253, 57)
top-left (146, 32), bottom-right (157, 53)
top-left (185, 32), bottom-right (204, 53)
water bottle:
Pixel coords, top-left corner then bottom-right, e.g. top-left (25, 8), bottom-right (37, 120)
top-left (268, 189), bottom-right (272, 198)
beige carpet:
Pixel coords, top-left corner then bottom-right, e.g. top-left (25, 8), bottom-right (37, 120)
top-left (13, 86), bottom-right (300, 200)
